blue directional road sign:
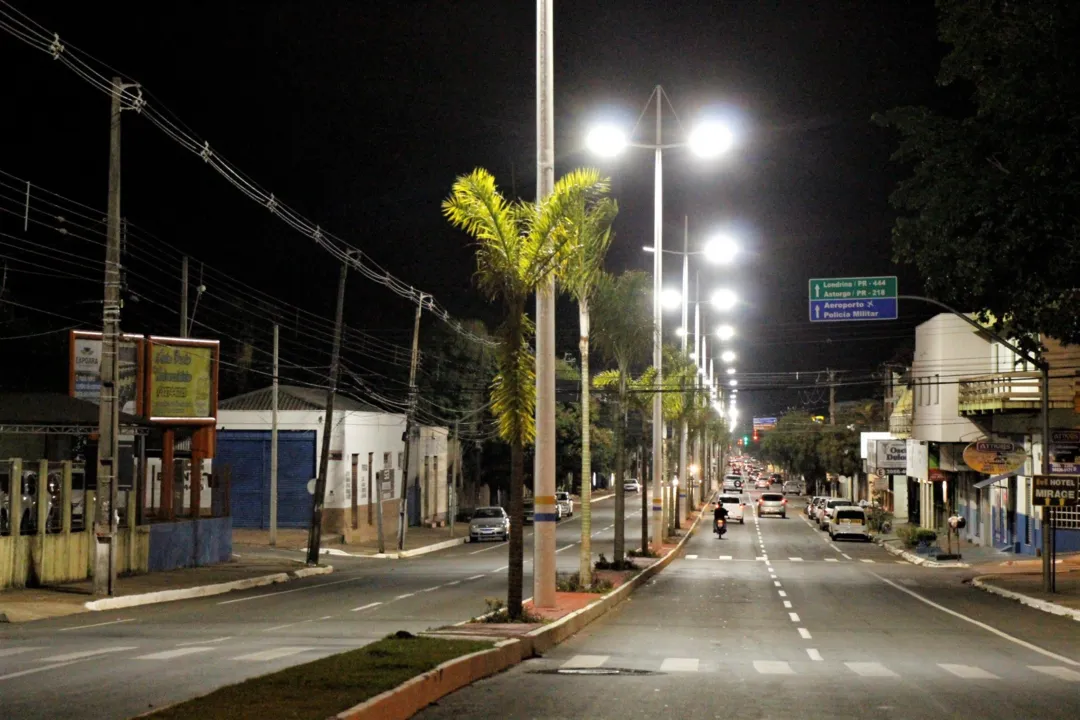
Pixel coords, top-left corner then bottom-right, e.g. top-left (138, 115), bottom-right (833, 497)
top-left (809, 297), bottom-right (897, 322)
top-left (808, 276), bottom-right (898, 322)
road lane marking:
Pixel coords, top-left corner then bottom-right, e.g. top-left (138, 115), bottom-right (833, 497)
top-left (778, 590), bottom-right (787, 597)
top-left (135, 647), bottom-right (215, 660)
top-left (0, 659), bottom-right (87, 682)
top-left (493, 565), bottom-right (508, 572)
top-left (444, 581), bottom-right (461, 587)
top-left (234, 647), bottom-right (316, 662)
top-left (686, 555), bottom-right (698, 560)
top-left (774, 581), bottom-right (782, 587)
top-left (469, 543), bottom-right (506, 555)
top-left (872, 573), bottom-right (1079, 666)
top-left (860, 559), bottom-right (875, 564)
top-left (555, 545), bottom-right (574, 554)
top-left (351, 602), bottom-right (383, 612)
top-left (660, 657), bottom-right (699, 672)
top-left (1030, 666), bottom-right (1080, 682)
top-left (56, 618), bottom-right (135, 632)
top-left (718, 555), bottom-right (732, 560)
top-left (263, 620), bottom-right (314, 632)
top-left (788, 612), bottom-right (801, 622)
top-left (783, 601), bottom-right (793, 608)
top-left (789, 557), bottom-right (804, 562)
top-left (756, 556), bottom-right (766, 561)
top-left (176, 637), bottom-right (232, 646)
top-left (825, 558), bottom-right (839, 562)
top-left (769, 574), bottom-right (777, 579)
top-left (561, 654), bottom-right (608, 668)
top-left (466, 574), bottom-right (486, 581)
top-left (841, 554), bottom-right (853, 560)
top-left (420, 586), bottom-right (440, 593)
top-left (798, 628), bottom-right (812, 639)
top-left (807, 649), bottom-right (823, 662)
top-left (0, 647), bottom-right (41, 658)
top-left (396, 593), bottom-right (416, 599)
top-left (847, 662), bottom-right (897, 677)
top-left (939, 664), bottom-right (998, 679)
top-left (38, 647), bottom-right (137, 663)
top-left (753, 660), bottom-right (794, 675)
top-left (218, 576), bottom-right (364, 605)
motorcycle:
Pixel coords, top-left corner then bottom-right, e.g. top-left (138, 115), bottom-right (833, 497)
top-left (714, 516), bottom-right (727, 538)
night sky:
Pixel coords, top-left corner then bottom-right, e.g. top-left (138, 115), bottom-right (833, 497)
top-left (0, 1), bottom-right (949, 425)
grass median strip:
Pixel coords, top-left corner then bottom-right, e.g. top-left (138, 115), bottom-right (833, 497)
top-left (144, 633), bottom-right (492, 720)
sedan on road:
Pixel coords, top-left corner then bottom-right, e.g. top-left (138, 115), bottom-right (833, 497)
top-left (754, 477), bottom-right (770, 489)
top-left (555, 491), bottom-right (573, 517)
top-left (716, 493), bottom-right (746, 524)
top-left (624, 479), bottom-right (642, 494)
top-left (468, 506), bottom-right (509, 542)
top-left (757, 492), bottom-right (787, 518)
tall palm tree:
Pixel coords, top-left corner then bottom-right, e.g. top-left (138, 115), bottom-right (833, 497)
top-left (560, 189), bottom-right (617, 585)
top-left (443, 167), bottom-right (608, 618)
top-left (592, 271), bottom-right (654, 562)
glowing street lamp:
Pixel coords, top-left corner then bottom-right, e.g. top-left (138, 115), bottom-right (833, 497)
top-left (585, 124), bottom-right (628, 157)
top-left (716, 324), bottom-right (735, 341)
top-left (661, 288), bottom-right (682, 310)
top-left (729, 379), bottom-right (738, 387)
top-left (721, 350), bottom-right (736, 363)
top-left (726, 367), bottom-right (736, 375)
top-left (711, 288), bottom-right (737, 311)
top-left (688, 121), bottom-right (735, 158)
top-left (703, 234), bottom-right (738, 265)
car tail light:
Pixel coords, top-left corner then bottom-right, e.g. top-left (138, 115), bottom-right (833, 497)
top-left (782, 499), bottom-right (788, 504)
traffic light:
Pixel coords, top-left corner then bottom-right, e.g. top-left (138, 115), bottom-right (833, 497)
top-left (752, 430), bottom-right (759, 443)
top-left (743, 434), bottom-right (750, 445)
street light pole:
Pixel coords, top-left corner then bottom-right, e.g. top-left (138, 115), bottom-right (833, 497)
top-left (651, 85), bottom-right (665, 553)
top-left (678, 216), bottom-right (689, 527)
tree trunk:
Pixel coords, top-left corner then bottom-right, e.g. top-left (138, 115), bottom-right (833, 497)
top-left (613, 371), bottom-right (627, 562)
top-left (578, 302), bottom-right (592, 584)
top-left (507, 437), bottom-right (525, 618)
top-left (641, 441), bottom-right (649, 552)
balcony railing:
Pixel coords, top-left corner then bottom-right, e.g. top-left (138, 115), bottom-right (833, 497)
top-left (889, 412), bottom-right (912, 438)
top-left (958, 371), bottom-right (1072, 414)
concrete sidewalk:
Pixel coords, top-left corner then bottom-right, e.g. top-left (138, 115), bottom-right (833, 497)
top-left (970, 552), bottom-right (1080, 620)
top-left (0, 556), bottom-right (327, 623)
top-left (874, 529), bottom-right (1015, 567)
top-left (234, 524), bottom-right (469, 558)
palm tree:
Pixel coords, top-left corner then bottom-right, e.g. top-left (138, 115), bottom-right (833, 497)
top-left (592, 271), bottom-right (654, 562)
top-left (560, 189), bottom-right (617, 585)
top-left (443, 167), bottom-right (609, 618)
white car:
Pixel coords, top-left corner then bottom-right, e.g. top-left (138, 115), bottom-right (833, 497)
top-left (469, 506), bottom-right (510, 542)
top-left (555, 491), bottom-right (573, 517)
top-left (716, 493), bottom-right (746, 524)
top-left (829, 506), bottom-right (870, 541)
top-left (624, 479), bottom-right (642, 493)
top-left (722, 474), bottom-right (744, 492)
top-left (819, 498), bottom-right (855, 529)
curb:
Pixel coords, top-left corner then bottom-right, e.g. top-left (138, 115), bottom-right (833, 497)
top-left (305, 537), bottom-right (470, 560)
top-left (972, 575), bottom-right (1080, 622)
top-left (335, 508), bottom-right (705, 720)
top-left (873, 535), bottom-right (969, 568)
top-left (82, 565), bottom-right (333, 611)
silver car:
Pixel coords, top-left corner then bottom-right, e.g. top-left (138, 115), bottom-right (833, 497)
top-left (555, 491), bottom-right (573, 517)
top-left (469, 506), bottom-right (509, 542)
top-left (819, 498), bottom-right (855, 530)
top-left (757, 492), bottom-right (787, 518)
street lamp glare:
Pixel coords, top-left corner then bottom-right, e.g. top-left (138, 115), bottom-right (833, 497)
top-left (703, 234), bottom-right (738, 264)
top-left (711, 288), bottom-right (737, 310)
top-left (721, 350), bottom-right (736, 363)
top-left (661, 288), bottom-right (682, 310)
top-left (726, 367), bottom-right (736, 375)
top-left (716, 324), bottom-right (735, 341)
top-left (688, 121), bottom-right (735, 159)
top-left (675, 326), bottom-right (686, 337)
top-left (729, 379), bottom-right (738, 387)
top-left (586, 124), bottom-right (628, 158)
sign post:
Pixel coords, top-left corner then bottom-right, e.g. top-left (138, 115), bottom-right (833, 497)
top-left (809, 276), bottom-right (898, 322)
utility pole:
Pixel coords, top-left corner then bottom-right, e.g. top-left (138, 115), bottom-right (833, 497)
top-left (398, 293), bottom-right (425, 550)
top-left (533, 0), bottom-right (557, 608)
top-left (270, 323), bottom-right (279, 547)
top-left (651, 85), bottom-right (665, 554)
top-left (450, 420), bottom-right (459, 537)
top-left (306, 256), bottom-right (349, 565)
top-left (828, 369), bottom-right (837, 426)
top-left (93, 77), bottom-right (131, 597)
top-left (180, 255), bottom-right (189, 337)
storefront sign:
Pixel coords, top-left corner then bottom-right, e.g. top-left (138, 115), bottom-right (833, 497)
top-left (146, 337), bottom-right (218, 420)
top-left (70, 331), bottom-right (142, 415)
top-left (1032, 474), bottom-right (1079, 506)
top-left (963, 441), bottom-right (1026, 475)
top-left (874, 440), bottom-right (907, 472)
top-left (1049, 430), bottom-right (1080, 475)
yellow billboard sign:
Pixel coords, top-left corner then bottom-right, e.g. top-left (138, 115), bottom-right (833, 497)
top-left (147, 339), bottom-right (217, 419)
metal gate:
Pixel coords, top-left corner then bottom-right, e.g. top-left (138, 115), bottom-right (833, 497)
top-left (217, 430), bottom-right (315, 528)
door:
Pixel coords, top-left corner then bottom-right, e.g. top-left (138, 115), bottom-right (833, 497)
top-left (351, 454), bottom-right (359, 530)
top-left (217, 430), bottom-right (316, 528)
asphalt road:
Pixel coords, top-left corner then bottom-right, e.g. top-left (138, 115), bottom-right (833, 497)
top-left (0, 494), bottom-right (635, 720)
top-left (416, 493), bottom-right (1080, 720)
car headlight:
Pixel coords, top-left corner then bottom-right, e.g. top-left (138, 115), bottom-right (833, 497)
top-left (470, 523), bottom-right (480, 531)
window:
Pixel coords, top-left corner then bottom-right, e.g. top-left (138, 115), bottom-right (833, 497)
top-left (1056, 505), bottom-right (1080, 530)
top-left (383, 452), bottom-right (392, 468)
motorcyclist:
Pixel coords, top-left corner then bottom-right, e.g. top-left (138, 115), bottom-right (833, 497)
top-left (713, 500), bottom-right (729, 535)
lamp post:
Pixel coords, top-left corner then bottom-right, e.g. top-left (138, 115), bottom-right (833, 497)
top-left (588, 86), bottom-right (733, 552)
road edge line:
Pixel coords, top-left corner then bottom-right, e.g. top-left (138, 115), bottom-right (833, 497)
top-left (971, 575), bottom-right (1080, 623)
top-left (82, 565), bottom-right (334, 612)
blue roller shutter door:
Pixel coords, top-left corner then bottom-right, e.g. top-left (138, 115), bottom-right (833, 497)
top-left (217, 429), bottom-right (316, 528)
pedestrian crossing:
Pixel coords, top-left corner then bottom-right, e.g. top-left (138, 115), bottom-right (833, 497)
top-left (554, 654), bottom-right (1080, 682)
top-left (683, 555), bottom-right (876, 563)
top-left (0, 643), bottom-right (330, 680)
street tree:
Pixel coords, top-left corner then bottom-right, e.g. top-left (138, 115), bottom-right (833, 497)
top-left (592, 270), bottom-right (654, 562)
top-left (559, 183), bottom-right (617, 584)
top-left (443, 167), bottom-right (610, 618)
top-left (875, 0), bottom-right (1080, 352)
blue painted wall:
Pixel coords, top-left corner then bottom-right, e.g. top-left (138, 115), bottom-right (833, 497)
top-left (1013, 513), bottom-right (1080, 555)
top-left (147, 517), bottom-right (233, 572)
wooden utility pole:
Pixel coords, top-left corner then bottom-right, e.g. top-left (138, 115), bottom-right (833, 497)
top-left (397, 293), bottom-right (425, 550)
top-left (828, 369), bottom-right (837, 426)
top-left (306, 257), bottom-right (349, 565)
top-left (180, 255), bottom-right (189, 337)
top-left (270, 323), bottom-right (279, 546)
top-left (93, 77), bottom-right (127, 596)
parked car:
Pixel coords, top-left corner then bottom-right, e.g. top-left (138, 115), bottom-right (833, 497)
top-left (757, 492), bottom-right (787, 518)
top-left (523, 500), bottom-right (535, 524)
top-left (783, 480), bottom-right (804, 496)
top-left (624, 479), bottom-right (642, 494)
top-left (829, 506), bottom-right (870, 541)
top-left (811, 496), bottom-right (831, 524)
top-left (769, 474), bottom-right (782, 486)
top-left (716, 493), bottom-right (746, 524)
top-left (555, 491), bottom-right (573, 517)
top-left (469, 506), bottom-right (510, 542)
top-left (819, 498), bottom-right (855, 530)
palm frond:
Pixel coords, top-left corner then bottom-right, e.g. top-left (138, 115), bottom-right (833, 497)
top-left (491, 318), bottom-right (536, 446)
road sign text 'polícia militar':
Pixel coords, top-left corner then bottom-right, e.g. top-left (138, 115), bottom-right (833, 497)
top-left (809, 276), bottom-right (898, 322)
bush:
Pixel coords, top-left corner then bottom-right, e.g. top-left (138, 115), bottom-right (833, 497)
top-left (594, 553), bottom-right (635, 571)
top-left (896, 524), bottom-right (938, 548)
top-left (556, 572), bottom-right (614, 594)
top-left (866, 507), bottom-right (894, 533)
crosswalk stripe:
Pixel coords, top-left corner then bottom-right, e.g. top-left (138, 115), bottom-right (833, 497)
top-left (939, 663), bottom-right (998, 679)
top-left (846, 662), bottom-right (897, 677)
top-left (233, 647), bottom-right (316, 662)
top-left (825, 558), bottom-right (839, 562)
top-left (686, 555), bottom-right (698, 560)
top-left (1030, 666), bottom-right (1080, 682)
top-left (660, 658), bottom-right (699, 672)
top-left (560, 654), bottom-right (608, 669)
top-left (0, 647), bottom-right (41, 658)
top-left (135, 648), bottom-right (214, 660)
top-left (753, 660), bottom-right (794, 675)
top-left (37, 647), bottom-right (137, 663)
top-left (807, 649), bottom-right (823, 662)
top-left (860, 559), bottom-right (876, 564)
top-left (718, 555), bottom-right (733, 560)
top-left (789, 557), bottom-right (804, 562)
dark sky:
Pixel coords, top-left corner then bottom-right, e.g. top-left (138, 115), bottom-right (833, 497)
top-left (0, 0), bottom-right (948, 424)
